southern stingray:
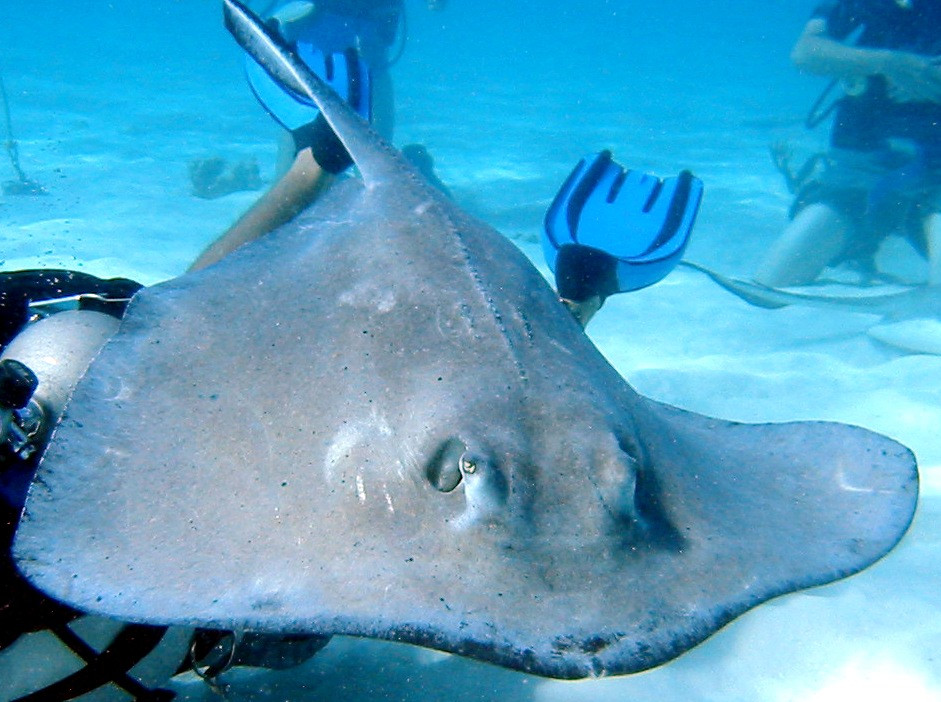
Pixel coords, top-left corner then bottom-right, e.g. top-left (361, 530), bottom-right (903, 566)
top-left (682, 260), bottom-right (941, 354)
top-left (13, 0), bottom-right (918, 680)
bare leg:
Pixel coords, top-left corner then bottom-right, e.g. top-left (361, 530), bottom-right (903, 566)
top-left (190, 68), bottom-right (395, 272)
top-left (189, 147), bottom-right (332, 272)
top-left (754, 203), bottom-right (852, 287)
top-left (924, 212), bottom-right (941, 285)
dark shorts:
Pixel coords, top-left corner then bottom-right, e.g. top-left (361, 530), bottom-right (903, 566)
top-left (790, 147), bottom-right (941, 264)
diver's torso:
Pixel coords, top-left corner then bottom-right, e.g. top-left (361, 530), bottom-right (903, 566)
top-left (819, 0), bottom-right (941, 159)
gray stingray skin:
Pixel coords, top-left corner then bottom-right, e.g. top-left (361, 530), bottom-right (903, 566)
top-left (14, 0), bottom-right (918, 680)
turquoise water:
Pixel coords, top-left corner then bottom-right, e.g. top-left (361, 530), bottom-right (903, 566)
top-left (1, 1), bottom-right (939, 700)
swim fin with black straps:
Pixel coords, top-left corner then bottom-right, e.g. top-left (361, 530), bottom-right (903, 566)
top-left (543, 150), bottom-right (703, 303)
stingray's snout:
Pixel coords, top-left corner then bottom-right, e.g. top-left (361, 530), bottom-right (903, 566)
top-left (424, 429), bottom-right (650, 545)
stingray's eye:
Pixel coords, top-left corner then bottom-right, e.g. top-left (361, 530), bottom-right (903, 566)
top-left (425, 437), bottom-right (465, 492)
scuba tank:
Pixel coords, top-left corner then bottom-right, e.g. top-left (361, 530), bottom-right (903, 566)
top-left (0, 310), bottom-right (120, 473)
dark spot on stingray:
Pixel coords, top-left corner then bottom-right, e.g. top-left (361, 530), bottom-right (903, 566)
top-left (580, 635), bottom-right (616, 655)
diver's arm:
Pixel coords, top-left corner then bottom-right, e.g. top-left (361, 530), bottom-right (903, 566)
top-left (189, 148), bottom-right (331, 272)
top-left (791, 18), bottom-right (941, 103)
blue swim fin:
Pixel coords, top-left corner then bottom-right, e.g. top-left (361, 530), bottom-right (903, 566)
top-left (245, 42), bottom-right (371, 132)
top-left (543, 150), bottom-right (703, 300)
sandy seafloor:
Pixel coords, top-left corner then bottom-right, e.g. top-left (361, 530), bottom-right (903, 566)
top-left (1, 0), bottom-right (939, 700)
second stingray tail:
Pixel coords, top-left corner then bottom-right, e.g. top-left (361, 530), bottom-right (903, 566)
top-left (222, 0), bottom-right (407, 188)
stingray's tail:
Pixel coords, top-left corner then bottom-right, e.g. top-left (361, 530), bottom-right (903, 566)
top-left (679, 261), bottom-right (790, 309)
top-left (221, 0), bottom-right (406, 188)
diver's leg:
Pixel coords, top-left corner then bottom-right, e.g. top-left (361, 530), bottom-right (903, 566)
top-left (192, 43), bottom-right (375, 273)
top-left (925, 212), bottom-right (941, 285)
top-left (754, 202), bottom-right (851, 287)
top-left (189, 147), bottom-right (333, 272)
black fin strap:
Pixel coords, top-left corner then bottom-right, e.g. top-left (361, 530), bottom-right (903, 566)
top-left (12, 624), bottom-right (176, 702)
top-left (554, 244), bottom-right (619, 303)
top-left (291, 47), bottom-right (364, 174)
top-left (294, 116), bottom-right (355, 174)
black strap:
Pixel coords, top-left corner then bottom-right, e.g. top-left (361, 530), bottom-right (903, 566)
top-left (12, 623), bottom-right (177, 702)
top-left (0, 269), bottom-right (141, 348)
top-left (291, 48), bottom-right (366, 174)
top-left (3, 503), bottom-right (178, 700)
top-left (555, 244), bottom-right (619, 303)
top-left (0, 501), bottom-right (81, 651)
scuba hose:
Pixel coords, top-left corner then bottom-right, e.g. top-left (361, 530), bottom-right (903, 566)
top-left (774, 25), bottom-right (868, 191)
top-left (803, 24), bottom-right (867, 130)
top-left (804, 78), bottom-right (841, 130)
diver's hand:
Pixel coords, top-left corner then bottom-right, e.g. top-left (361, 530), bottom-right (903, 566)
top-left (880, 52), bottom-right (941, 103)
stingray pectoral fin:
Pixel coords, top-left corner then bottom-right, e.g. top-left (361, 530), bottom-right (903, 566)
top-left (635, 398), bottom-right (918, 601)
